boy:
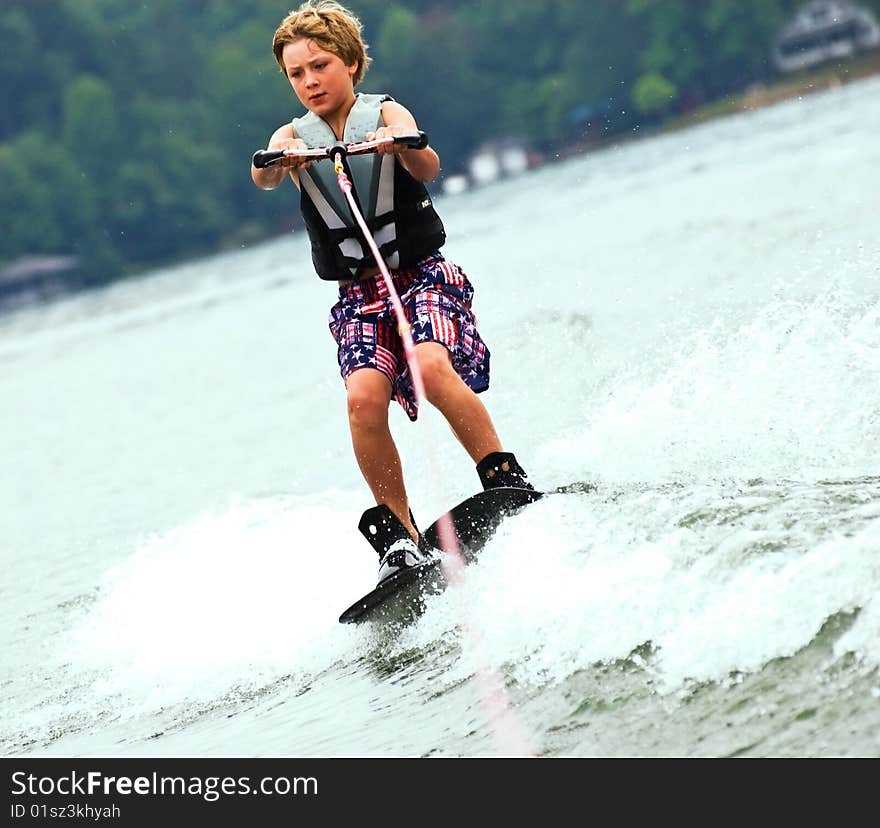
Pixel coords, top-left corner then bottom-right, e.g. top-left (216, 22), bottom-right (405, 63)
top-left (252, 1), bottom-right (532, 585)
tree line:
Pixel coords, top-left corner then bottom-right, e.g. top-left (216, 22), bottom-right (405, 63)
top-left (1, 0), bottom-right (876, 283)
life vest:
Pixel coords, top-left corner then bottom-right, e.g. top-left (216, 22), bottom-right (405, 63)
top-left (292, 93), bottom-right (446, 281)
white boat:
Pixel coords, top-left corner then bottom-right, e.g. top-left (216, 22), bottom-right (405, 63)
top-left (466, 137), bottom-right (533, 189)
top-left (441, 174), bottom-right (469, 197)
top-left (468, 151), bottom-right (502, 187)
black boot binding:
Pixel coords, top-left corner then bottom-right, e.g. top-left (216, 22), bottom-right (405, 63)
top-left (358, 504), bottom-right (436, 585)
top-left (476, 451), bottom-right (534, 491)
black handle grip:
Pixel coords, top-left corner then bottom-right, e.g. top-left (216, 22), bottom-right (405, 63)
top-left (252, 149), bottom-right (286, 169)
top-left (393, 131), bottom-right (428, 150)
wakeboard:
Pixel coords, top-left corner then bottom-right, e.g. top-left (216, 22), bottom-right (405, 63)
top-left (338, 486), bottom-right (543, 624)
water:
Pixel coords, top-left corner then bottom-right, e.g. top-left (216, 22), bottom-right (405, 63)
top-left (2, 77), bottom-right (880, 758)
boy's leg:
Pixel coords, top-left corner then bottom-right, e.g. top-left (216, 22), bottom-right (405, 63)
top-left (346, 367), bottom-right (419, 541)
top-left (414, 341), bottom-right (503, 463)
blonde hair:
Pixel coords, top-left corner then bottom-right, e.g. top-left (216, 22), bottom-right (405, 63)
top-left (273, 1), bottom-right (371, 86)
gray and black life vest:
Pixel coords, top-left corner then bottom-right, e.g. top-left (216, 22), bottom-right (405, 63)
top-left (292, 93), bottom-right (446, 281)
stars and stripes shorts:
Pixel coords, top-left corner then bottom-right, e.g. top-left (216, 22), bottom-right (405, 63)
top-left (328, 252), bottom-right (491, 421)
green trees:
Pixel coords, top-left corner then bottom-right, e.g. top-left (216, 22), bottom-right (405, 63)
top-left (1, 0), bottom-right (874, 282)
top-left (633, 73), bottom-right (677, 118)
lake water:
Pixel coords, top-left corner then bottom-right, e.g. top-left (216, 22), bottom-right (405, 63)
top-left (2, 76), bottom-right (879, 757)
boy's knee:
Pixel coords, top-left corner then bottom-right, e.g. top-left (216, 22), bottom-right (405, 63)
top-left (347, 383), bottom-right (389, 429)
top-left (419, 345), bottom-right (455, 403)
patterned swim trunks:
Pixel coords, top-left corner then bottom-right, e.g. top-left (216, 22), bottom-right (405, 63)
top-left (328, 252), bottom-right (491, 421)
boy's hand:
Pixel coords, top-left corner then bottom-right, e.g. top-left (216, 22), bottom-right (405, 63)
top-left (366, 125), bottom-right (414, 156)
top-left (269, 137), bottom-right (312, 169)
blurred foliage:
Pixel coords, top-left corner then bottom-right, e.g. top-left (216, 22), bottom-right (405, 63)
top-left (1, 0), bottom-right (878, 281)
top-left (633, 72), bottom-right (678, 116)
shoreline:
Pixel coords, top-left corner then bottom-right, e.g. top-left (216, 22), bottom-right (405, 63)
top-left (671, 51), bottom-right (880, 128)
top-left (555, 51), bottom-right (880, 162)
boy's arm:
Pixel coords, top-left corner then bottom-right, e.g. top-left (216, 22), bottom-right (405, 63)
top-left (251, 124), bottom-right (310, 190)
top-left (369, 101), bottom-right (441, 183)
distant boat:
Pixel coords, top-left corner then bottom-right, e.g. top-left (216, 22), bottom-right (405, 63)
top-left (468, 150), bottom-right (502, 187)
top-left (439, 137), bottom-right (539, 197)
top-left (465, 137), bottom-right (533, 190)
top-left (774, 0), bottom-right (880, 73)
top-left (441, 174), bottom-right (469, 197)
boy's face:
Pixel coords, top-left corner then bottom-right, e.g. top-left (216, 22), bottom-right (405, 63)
top-left (282, 39), bottom-right (357, 118)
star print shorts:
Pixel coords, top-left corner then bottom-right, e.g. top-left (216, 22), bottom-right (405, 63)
top-left (328, 252), bottom-right (491, 421)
